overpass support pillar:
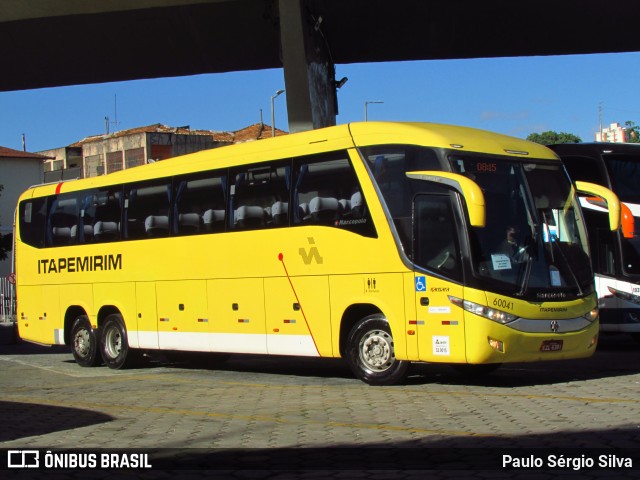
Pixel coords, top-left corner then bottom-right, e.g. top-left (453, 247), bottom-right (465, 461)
top-left (279, 0), bottom-right (337, 133)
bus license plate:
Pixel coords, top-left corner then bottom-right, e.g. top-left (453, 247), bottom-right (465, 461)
top-left (540, 340), bottom-right (563, 352)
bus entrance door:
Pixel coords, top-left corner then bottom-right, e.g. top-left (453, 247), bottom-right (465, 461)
top-left (413, 193), bottom-right (466, 362)
top-left (413, 273), bottom-right (465, 363)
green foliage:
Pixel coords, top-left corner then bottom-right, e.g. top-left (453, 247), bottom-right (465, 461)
top-left (526, 131), bottom-right (582, 146)
top-left (624, 121), bottom-right (640, 143)
top-left (0, 233), bottom-right (11, 262)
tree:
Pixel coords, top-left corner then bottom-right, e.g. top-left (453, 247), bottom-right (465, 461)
top-left (526, 131), bottom-right (582, 145)
top-left (624, 121), bottom-right (640, 143)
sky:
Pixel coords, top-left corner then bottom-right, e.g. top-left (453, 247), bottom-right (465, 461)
top-left (1, 51), bottom-right (640, 153)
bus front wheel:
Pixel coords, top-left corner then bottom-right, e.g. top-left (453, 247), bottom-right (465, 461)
top-left (71, 315), bottom-right (102, 367)
top-left (346, 314), bottom-right (408, 386)
top-left (100, 314), bottom-right (138, 369)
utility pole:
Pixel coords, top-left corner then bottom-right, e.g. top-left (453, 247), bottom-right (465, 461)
top-left (364, 101), bottom-right (383, 121)
top-left (271, 89), bottom-right (285, 137)
top-left (599, 102), bottom-right (603, 142)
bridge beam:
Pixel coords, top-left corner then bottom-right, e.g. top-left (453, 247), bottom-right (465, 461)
top-left (279, 0), bottom-right (337, 133)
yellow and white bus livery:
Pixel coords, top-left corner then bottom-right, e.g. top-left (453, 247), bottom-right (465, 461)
top-left (14, 122), bottom-right (620, 385)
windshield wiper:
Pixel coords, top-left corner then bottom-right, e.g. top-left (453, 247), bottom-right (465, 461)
top-left (542, 211), bottom-right (584, 297)
top-left (515, 184), bottom-right (538, 297)
top-left (515, 233), bottom-right (534, 297)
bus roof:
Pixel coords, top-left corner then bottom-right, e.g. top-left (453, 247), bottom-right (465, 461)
top-left (22, 121), bottom-right (558, 198)
top-left (349, 122), bottom-right (558, 159)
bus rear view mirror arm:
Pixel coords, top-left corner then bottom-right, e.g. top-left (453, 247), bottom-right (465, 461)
top-left (575, 181), bottom-right (621, 231)
top-left (406, 171), bottom-right (486, 228)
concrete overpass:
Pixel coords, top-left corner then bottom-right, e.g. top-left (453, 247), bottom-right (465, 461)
top-left (1, 0), bottom-right (637, 132)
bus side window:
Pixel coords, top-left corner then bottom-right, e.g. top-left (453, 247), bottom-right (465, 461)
top-left (174, 171), bottom-right (227, 235)
top-left (89, 187), bottom-right (123, 243)
top-left (19, 197), bottom-right (48, 248)
top-left (230, 161), bottom-right (291, 231)
top-left (125, 181), bottom-right (171, 240)
top-left (47, 193), bottom-right (79, 247)
top-left (293, 153), bottom-right (376, 237)
top-left (361, 146), bottom-right (441, 245)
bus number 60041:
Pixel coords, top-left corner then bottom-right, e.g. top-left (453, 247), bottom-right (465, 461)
top-left (493, 298), bottom-right (514, 310)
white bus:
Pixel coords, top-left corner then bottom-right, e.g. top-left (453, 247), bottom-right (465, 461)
top-left (551, 142), bottom-right (640, 341)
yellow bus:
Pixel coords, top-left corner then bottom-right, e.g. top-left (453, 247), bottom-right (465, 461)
top-left (14, 122), bottom-right (620, 385)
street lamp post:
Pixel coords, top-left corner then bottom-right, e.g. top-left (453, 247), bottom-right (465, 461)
top-left (271, 89), bottom-right (285, 137)
top-left (364, 101), bottom-right (384, 121)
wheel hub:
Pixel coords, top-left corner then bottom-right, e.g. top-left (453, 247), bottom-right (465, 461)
top-left (105, 328), bottom-right (122, 359)
top-left (74, 330), bottom-right (90, 357)
top-left (360, 329), bottom-right (393, 371)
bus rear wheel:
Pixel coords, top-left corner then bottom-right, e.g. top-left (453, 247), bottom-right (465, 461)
top-left (346, 314), bottom-right (408, 386)
top-left (71, 315), bottom-right (102, 367)
top-left (100, 314), bottom-right (138, 369)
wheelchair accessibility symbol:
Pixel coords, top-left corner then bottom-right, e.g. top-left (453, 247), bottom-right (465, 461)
top-left (415, 276), bottom-right (426, 292)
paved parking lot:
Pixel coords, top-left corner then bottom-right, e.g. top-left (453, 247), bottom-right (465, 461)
top-left (0, 332), bottom-right (639, 479)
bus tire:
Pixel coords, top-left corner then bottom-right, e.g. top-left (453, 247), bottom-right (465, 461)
top-left (70, 315), bottom-right (102, 367)
top-left (346, 314), bottom-right (408, 386)
top-left (100, 314), bottom-right (138, 369)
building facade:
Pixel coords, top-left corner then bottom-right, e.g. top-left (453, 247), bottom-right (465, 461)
top-left (0, 147), bottom-right (46, 277)
top-left (39, 145), bottom-right (83, 181)
top-left (596, 122), bottom-right (628, 143)
top-left (40, 123), bottom-right (287, 181)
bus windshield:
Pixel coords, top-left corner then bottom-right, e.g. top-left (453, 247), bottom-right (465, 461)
top-left (452, 157), bottom-right (593, 298)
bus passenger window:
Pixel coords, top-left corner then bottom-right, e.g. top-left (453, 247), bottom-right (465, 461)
top-left (19, 197), bottom-right (48, 248)
top-left (293, 154), bottom-right (376, 237)
top-left (174, 171), bottom-right (227, 235)
top-left (124, 181), bottom-right (171, 240)
top-left (84, 187), bottom-right (122, 243)
top-left (48, 194), bottom-right (79, 247)
top-left (230, 162), bottom-right (290, 231)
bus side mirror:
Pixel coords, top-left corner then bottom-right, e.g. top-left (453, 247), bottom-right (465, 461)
top-left (622, 203), bottom-right (635, 238)
top-left (406, 171), bottom-right (486, 227)
top-left (575, 181), bottom-right (620, 231)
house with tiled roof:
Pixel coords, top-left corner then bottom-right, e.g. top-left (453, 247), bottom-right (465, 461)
top-left (231, 123), bottom-right (288, 142)
top-left (0, 146), bottom-right (48, 276)
top-left (77, 123), bottom-right (232, 178)
top-left (40, 122), bottom-right (288, 180)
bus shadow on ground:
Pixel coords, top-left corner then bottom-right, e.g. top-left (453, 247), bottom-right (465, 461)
top-left (151, 336), bottom-right (640, 389)
top-left (5, 333), bottom-right (638, 388)
top-left (0, 401), bottom-right (114, 442)
top-left (0, 340), bottom-right (70, 357)
top-left (414, 333), bottom-right (640, 388)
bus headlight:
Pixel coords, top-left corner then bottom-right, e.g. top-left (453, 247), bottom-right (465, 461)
top-left (584, 307), bottom-right (599, 322)
top-left (448, 296), bottom-right (518, 325)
